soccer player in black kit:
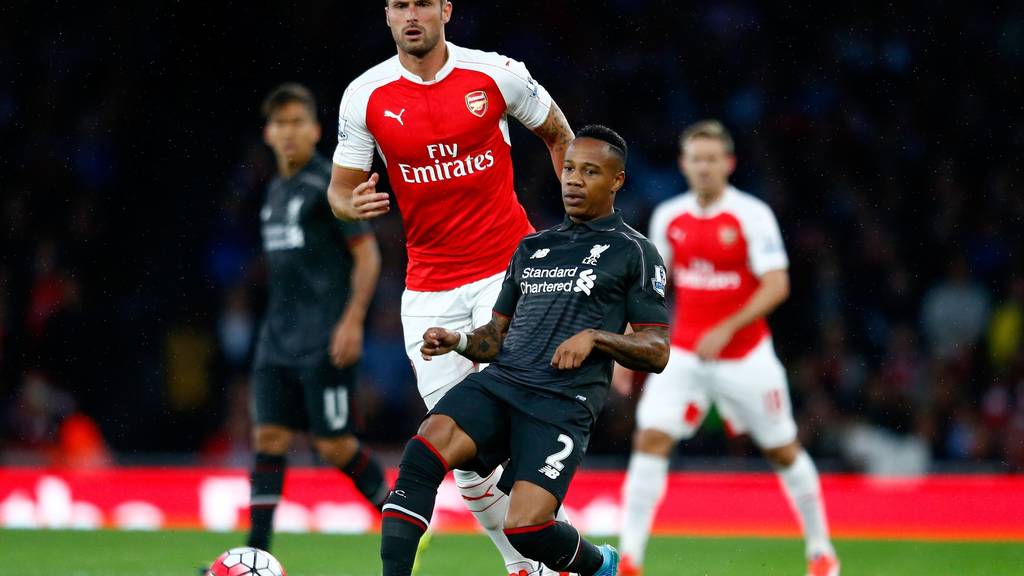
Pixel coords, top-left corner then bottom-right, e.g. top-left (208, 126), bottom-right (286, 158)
top-left (378, 125), bottom-right (671, 576)
top-left (246, 84), bottom-right (387, 551)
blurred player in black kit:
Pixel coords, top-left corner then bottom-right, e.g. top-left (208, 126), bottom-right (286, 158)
top-left (247, 83), bottom-right (386, 552)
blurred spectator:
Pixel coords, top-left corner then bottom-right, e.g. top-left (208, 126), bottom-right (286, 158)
top-left (217, 285), bottom-right (256, 374)
top-left (920, 256), bottom-right (991, 360)
top-left (988, 276), bottom-right (1024, 369)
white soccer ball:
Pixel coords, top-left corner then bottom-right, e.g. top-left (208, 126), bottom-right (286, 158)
top-left (208, 546), bottom-right (286, 576)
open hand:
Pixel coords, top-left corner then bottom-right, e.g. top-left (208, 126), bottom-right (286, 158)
top-left (695, 323), bottom-right (735, 361)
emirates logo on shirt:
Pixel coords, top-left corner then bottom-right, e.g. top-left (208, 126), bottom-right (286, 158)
top-left (675, 258), bottom-right (741, 290)
top-left (465, 90), bottom-right (488, 117)
top-left (398, 142), bottom-right (496, 184)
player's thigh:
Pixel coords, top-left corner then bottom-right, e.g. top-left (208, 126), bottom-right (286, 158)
top-left (507, 407), bottom-right (590, 506)
top-left (429, 373), bottom-right (511, 475)
top-left (635, 346), bottom-right (712, 441)
top-left (712, 340), bottom-right (798, 449)
top-left (401, 287), bottom-right (476, 405)
top-left (251, 364), bottom-right (306, 431)
top-left (297, 359), bottom-right (357, 438)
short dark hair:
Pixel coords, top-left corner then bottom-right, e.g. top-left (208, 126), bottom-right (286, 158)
top-left (261, 83), bottom-right (317, 119)
top-left (575, 124), bottom-right (627, 167)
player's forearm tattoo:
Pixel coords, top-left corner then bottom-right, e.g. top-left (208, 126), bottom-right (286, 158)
top-left (593, 325), bottom-right (670, 373)
top-left (533, 102), bottom-right (574, 175)
top-left (461, 312), bottom-right (512, 363)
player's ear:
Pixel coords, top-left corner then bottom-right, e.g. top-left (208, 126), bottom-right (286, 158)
top-left (611, 170), bottom-right (625, 194)
top-left (726, 154), bottom-right (737, 175)
top-left (262, 124), bottom-right (272, 146)
top-left (442, 0), bottom-right (452, 24)
top-left (312, 121), bottom-right (322, 145)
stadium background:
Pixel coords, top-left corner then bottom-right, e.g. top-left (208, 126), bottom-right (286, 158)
top-left (2, 0), bottom-right (1024, 506)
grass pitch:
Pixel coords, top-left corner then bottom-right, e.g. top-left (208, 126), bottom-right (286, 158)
top-left (0, 529), bottom-right (1021, 575)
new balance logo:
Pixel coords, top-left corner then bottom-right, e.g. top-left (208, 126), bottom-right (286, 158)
top-left (573, 269), bottom-right (596, 295)
top-left (582, 244), bottom-right (610, 265)
top-left (384, 109), bottom-right (406, 125)
top-left (538, 464), bottom-right (561, 480)
top-left (530, 248), bottom-right (550, 259)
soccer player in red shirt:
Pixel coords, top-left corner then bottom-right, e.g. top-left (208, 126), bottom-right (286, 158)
top-left (326, 2), bottom-right (574, 575)
top-left (615, 121), bottom-right (839, 576)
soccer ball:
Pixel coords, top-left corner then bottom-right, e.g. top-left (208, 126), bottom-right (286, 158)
top-left (207, 547), bottom-right (286, 576)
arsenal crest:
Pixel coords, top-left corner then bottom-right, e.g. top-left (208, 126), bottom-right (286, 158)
top-left (718, 225), bottom-right (738, 246)
top-left (465, 90), bottom-right (488, 117)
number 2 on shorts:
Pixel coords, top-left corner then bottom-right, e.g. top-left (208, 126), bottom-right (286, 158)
top-left (538, 434), bottom-right (573, 479)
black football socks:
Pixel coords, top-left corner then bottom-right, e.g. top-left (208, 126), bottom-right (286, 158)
top-left (380, 435), bottom-right (449, 576)
top-left (504, 520), bottom-right (603, 575)
top-left (340, 443), bottom-right (389, 509)
top-left (247, 452), bottom-right (286, 551)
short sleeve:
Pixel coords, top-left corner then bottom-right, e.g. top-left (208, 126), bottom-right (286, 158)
top-left (493, 244), bottom-right (524, 318)
top-left (647, 203), bottom-right (674, 271)
top-left (626, 238), bottom-right (670, 327)
top-left (494, 58), bottom-right (552, 130)
top-left (744, 204), bottom-right (789, 277)
top-left (332, 84), bottom-right (376, 171)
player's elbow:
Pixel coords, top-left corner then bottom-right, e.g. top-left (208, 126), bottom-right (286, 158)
top-left (763, 270), bottom-right (790, 304)
top-left (776, 275), bottom-right (791, 303)
top-left (649, 337), bottom-right (670, 373)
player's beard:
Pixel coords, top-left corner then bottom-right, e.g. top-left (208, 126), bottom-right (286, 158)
top-left (394, 26), bottom-right (441, 58)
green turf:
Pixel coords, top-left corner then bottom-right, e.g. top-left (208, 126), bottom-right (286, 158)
top-left (0, 529), bottom-right (1021, 576)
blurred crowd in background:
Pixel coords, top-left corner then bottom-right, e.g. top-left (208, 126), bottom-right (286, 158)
top-left (1, 2), bottom-right (1022, 473)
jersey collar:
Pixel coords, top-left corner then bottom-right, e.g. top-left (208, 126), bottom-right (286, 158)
top-left (396, 42), bottom-right (458, 85)
top-left (558, 209), bottom-right (624, 232)
top-left (276, 152), bottom-right (323, 185)
top-left (689, 185), bottom-right (736, 217)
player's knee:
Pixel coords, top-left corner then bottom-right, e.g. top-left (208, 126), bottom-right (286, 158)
top-left (763, 440), bottom-right (801, 468)
top-left (504, 481), bottom-right (558, 530)
top-left (253, 426), bottom-right (293, 454)
top-left (634, 428), bottom-right (675, 457)
top-left (313, 435), bottom-right (360, 467)
top-left (416, 414), bottom-right (474, 467)
top-left (504, 506), bottom-right (555, 531)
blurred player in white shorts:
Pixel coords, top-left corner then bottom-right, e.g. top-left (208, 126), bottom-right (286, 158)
top-left (615, 120), bottom-right (839, 576)
top-left (327, 2), bottom-right (576, 574)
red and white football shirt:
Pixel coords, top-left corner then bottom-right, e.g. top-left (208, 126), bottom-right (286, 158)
top-left (648, 187), bottom-right (789, 359)
top-left (333, 42), bottom-right (552, 292)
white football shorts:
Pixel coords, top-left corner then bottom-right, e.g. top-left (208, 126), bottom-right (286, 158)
top-left (635, 338), bottom-right (798, 449)
top-left (401, 271), bottom-right (505, 409)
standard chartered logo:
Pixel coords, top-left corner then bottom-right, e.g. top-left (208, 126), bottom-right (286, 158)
top-left (573, 269), bottom-right (596, 295)
top-left (520, 266), bottom-right (596, 296)
top-left (262, 197), bottom-right (306, 251)
top-left (520, 262), bottom-right (593, 293)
